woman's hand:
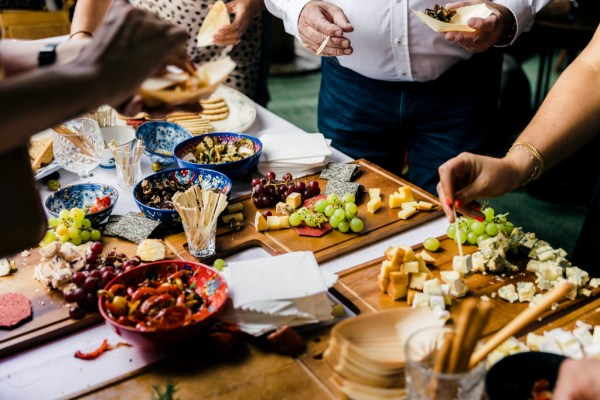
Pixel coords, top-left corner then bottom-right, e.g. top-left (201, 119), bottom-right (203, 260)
top-left (213, 0), bottom-right (265, 46)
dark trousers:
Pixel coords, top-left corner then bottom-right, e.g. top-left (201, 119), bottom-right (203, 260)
top-left (318, 51), bottom-right (502, 194)
top-left (573, 174), bottom-right (600, 274)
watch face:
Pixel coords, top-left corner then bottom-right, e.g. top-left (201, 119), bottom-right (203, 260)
top-left (38, 43), bottom-right (58, 67)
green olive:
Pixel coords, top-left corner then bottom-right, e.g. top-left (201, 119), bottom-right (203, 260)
top-left (46, 180), bottom-right (61, 191)
top-left (151, 162), bottom-right (163, 172)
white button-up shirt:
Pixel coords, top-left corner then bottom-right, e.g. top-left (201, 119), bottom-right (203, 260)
top-left (266, 0), bottom-right (550, 82)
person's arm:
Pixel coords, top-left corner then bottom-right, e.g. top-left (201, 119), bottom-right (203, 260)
top-left (553, 359), bottom-right (600, 399)
top-left (437, 25), bottom-right (600, 221)
top-left (70, 0), bottom-right (113, 39)
top-left (0, 0), bottom-right (187, 153)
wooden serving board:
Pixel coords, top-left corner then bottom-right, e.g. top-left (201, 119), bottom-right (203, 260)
top-left (0, 237), bottom-right (179, 358)
top-left (166, 159), bottom-right (443, 264)
top-left (334, 236), bottom-right (600, 338)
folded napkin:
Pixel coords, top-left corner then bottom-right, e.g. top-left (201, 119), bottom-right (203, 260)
top-left (258, 133), bottom-right (332, 178)
top-left (220, 252), bottom-right (337, 335)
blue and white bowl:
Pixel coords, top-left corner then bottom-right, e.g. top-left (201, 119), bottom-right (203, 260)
top-left (45, 183), bottom-right (119, 227)
top-left (174, 133), bottom-right (262, 180)
top-left (133, 168), bottom-right (232, 226)
top-left (136, 121), bottom-right (192, 165)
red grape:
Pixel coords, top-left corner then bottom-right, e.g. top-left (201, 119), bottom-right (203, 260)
top-left (72, 271), bottom-right (86, 285)
top-left (251, 178), bottom-right (261, 186)
top-left (295, 181), bottom-right (306, 192)
top-left (64, 289), bottom-right (76, 303)
top-left (260, 178), bottom-right (267, 185)
top-left (282, 173), bottom-right (292, 181)
top-left (84, 263), bottom-right (96, 272)
top-left (84, 276), bottom-right (100, 291)
top-left (89, 269), bottom-right (102, 279)
top-left (308, 180), bottom-right (319, 192)
top-left (253, 197), bottom-right (261, 207)
top-left (90, 241), bottom-right (103, 255)
top-left (263, 211), bottom-right (272, 218)
top-left (286, 183), bottom-right (295, 192)
top-left (266, 171), bottom-right (276, 181)
top-left (254, 184), bottom-right (265, 195)
top-left (101, 271), bottom-right (116, 286)
top-left (69, 306), bottom-right (85, 319)
top-left (73, 287), bottom-right (86, 302)
top-left (86, 253), bottom-right (98, 265)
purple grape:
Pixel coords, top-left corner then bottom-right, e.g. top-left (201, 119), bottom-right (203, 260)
top-left (266, 171), bottom-right (276, 181)
top-left (253, 197), bottom-right (261, 207)
top-left (84, 276), bottom-right (100, 291)
top-left (282, 173), bottom-right (292, 182)
top-left (69, 306), bottom-right (85, 319)
top-left (74, 287), bottom-right (86, 302)
top-left (72, 271), bottom-right (86, 285)
top-left (64, 289), bottom-right (76, 303)
top-left (251, 178), bottom-right (261, 187)
top-left (89, 269), bottom-right (102, 279)
top-left (295, 181), bottom-right (306, 192)
top-left (262, 211), bottom-right (272, 218)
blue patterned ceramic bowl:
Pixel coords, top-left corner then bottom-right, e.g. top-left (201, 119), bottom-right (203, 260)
top-left (133, 168), bottom-right (232, 226)
top-left (136, 121), bottom-right (192, 165)
top-left (174, 133), bottom-right (262, 180)
top-left (45, 183), bottom-right (119, 227)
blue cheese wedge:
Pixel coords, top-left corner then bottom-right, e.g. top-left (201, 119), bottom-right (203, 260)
top-left (566, 266), bottom-right (590, 287)
top-left (498, 283), bottom-right (519, 303)
top-left (0, 258), bottom-right (17, 276)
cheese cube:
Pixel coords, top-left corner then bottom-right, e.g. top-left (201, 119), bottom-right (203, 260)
top-left (380, 260), bottom-right (397, 279)
top-left (471, 252), bottom-right (485, 273)
top-left (590, 278), bottom-right (600, 289)
top-left (441, 284), bottom-right (452, 305)
top-left (419, 250), bottom-right (436, 264)
top-left (390, 270), bottom-right (409, 286)
top-left (401, 201), bottom-right (419, 210)
top-left (226, 203), bottom-right (244, 214)
top-left (275, 202), bottom-right (291, 215)
top-left (429, 294), bottom-right (445, 309)
top-left (254, 211), bottom-right (268, 232)
top-left (387, 281), bottom-right (407, 300)
top-left (387, 271), bottom-right (409, 300)
top-left (222, 212), bottom-right (243, 224)
top-left (377, 275), bottom-right (389, 293)
top-left (401, 245), bottom-right (417, 262)
top-left (423, 278), bottom-right (443, 296)
top-left (278, 215), bottom-right (290, 229)
top-left (402, 261), bottom-right (419, 274)
top-left (384, 246), bottom-right (395, 261)
top-left (498, 284), bottom-right (518, 303)
top-left (417, 255), bottom-right (434, 278)
top-left (267, 215), bottom-right (280, 230)
top-left (389, 194), bottom-right (404, 209)
top-left (517, 282), bottom-right (536, 302)
top-left (395, 186), bottom-right (414, 202)
top-left (440, 271), bottom-right (468, 297)
top-left (451, 285), bottom-right (468, 298)
top-left (566, 267), bottom-right (590, 287)
top-left (389, 247), bottom-right (405, 269)
top-left (453, 254), bottom-right (472, 275)
top-left (409, 272), bottom-right (427, 290)
top-left (526, 333), bottom-right (546, 351)
top-left (593, 326), bottom-right (600, 344)
top-left (580, 288), bottom-right (592, 297)
top-left (416, 201), bottom-right (434, 211)
top-left (407, 289), bottom-right (418, 306)
top-left (368, 188), bottom-right (381, 200)
top-left (432, 307), bottom-right (450, 320)
top-left (412, 292), bottom-right (430, 308)
top-left (367, 196), bottom-right (382, 213)
top-left (286, 192), bottom-right (302, 210)
top-left (584, 344), bottom-right (600, 359)
top-left (574, 326), bottom-right (594, 347)
top-left (398, 207), bottom-right (417, 220)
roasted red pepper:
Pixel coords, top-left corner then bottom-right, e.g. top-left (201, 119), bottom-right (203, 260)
top-left (74, 339), bottom-right (109, 360)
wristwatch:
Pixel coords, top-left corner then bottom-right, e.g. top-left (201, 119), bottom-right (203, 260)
top-left (38, 43), bottom-right (59, 67)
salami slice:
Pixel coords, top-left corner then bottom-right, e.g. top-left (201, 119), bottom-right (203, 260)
top-left (294, 222), bottom-right (332, 237)
top-left (0, 293), bottom-right (32, 328)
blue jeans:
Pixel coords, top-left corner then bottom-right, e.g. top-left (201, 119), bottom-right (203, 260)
top-left (318, 52), bottom-right (502, 194)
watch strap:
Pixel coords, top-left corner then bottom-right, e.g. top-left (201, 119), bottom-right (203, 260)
top-left (38, 43), bottom-right (59, 67)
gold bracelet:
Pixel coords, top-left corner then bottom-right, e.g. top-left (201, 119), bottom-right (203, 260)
top-left (68, 30), bottom-right (94, 40)
top-left (507, 142), bottom-right (544, 185)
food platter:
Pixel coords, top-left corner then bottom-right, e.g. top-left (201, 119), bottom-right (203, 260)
top-left (209, 85), bottom-right (257, 133)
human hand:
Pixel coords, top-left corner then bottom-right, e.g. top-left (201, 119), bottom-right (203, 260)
top-left (213, 0), bottom-right (264, 46)
top-left (436, 152), bottom-right (523, 222)
top-left (73, 0), bottom-right (188, 107)
top-left (444, 0), bottom-right (515, 53)
top-left (297, 1), bottom-right (353, 57)
top-left (553, 359), bottom-right (600, 400)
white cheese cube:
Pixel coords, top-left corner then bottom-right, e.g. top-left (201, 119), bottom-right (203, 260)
top-left (498, 284), bottom-right (518, 303)
top-left (409, 272), bottom-right (427, 290)
top-left (487, 350), bottom-right (506, 368)
top-left (584, 343), bottom-right (600, 359)
top-left (526, 333), bottom-right (546, 351)
top-left (480, 295), bottom-right (490, 302)
top-left (412, 292), bottom-right (430, 308)
top-left (593, 326), bottom-right (600, 344)
top-left (539, 338), bottom-right (563, 355)
top-left (429, 295), bottom-right (445, 310)
top-left (423, 278), bottom-right (443, 296)
top-left (441, 284), bottom-right (451, 305)
top-left (589, 278), bottom-right (600, 289)
top-left (452, 254), bottom-right (472, 275)
top-left (471, 251), bottom-right (485, 273)
top-left (432, 307), bottom-right (450, 320)
top-left (440, 271), bottom-right (468, 297)
top-left (402, 261), bottom-right (419, 273)
top-left (576, 320), bottom-right (593, 331)
top-left (419, 250), bottom-right (436, 264)
top-left (517, 281), bottom-right (536, 302)
top-left (562, 341), bottom-right (584, 359)
top-left (574, 326), bottom-right (594, 347)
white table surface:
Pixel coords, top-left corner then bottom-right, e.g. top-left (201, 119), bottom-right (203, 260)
top-left (0, 104), bottom-right (447, 400)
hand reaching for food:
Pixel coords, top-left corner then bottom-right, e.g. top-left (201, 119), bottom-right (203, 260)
top-left (213, 0), bottom-right (265, 46)
top-left (297, 1), bottom-right (354, 57)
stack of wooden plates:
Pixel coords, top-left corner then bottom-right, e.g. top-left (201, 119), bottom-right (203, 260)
top-left (324, 308), bottom-right (443, 399)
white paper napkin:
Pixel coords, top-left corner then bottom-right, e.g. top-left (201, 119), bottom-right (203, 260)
top-left (261, 133), bottom-right (332, 162)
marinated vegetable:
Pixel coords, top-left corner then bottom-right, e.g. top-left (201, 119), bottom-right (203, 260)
top-left (187, 136), bottom-right (256, 164)
top-left (136, 178), bottom-right (194, 210)
top-left (424, 4), bottom-right (456, 22)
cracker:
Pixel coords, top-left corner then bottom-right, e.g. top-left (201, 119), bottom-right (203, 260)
top-left (324, 180), bottom-right (364, 198)
top-left (200, 112), bottom-right (228, 121)
top-left (167, 115), bottom-right (204, 122)
top-left (105, 212), bottom-right (161, 243)
top-left (200, 97), bottom-right (225, 105)
top-left (320, 163), bottom-right (361, 182)
top-left (102, 214), bottom-right (125, 237)
top-left (199, 106), bottom-right (229, 115)
top-left (200, 101), bottom-right (227, 110)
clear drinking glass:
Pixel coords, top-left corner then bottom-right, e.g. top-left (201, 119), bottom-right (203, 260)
top-left (183, 221), bottom-right (217, 258)
top-left (53, 118), bottom-right (103, 181)
top-left (404, 326), bottom-right (486, 400)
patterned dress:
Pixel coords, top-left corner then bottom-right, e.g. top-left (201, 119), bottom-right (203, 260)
top-left (130, 0), bottom-right (264, 101)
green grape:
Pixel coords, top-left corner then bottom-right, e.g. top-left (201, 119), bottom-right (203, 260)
top-left (72, 220), bottom-right (83, 229)
top-left (70, 208), bottom-right (85, 221)
top-left (56, 224), bottom-right (68, 236)
top-left (80, 230), bottom-right (91, 242)
top-left (58, 234), bottom-right (70, 243)
top-left (342, 194), bottom-right (355, 204)
top-left (82, 219), bottom-right (92, 229)
top-left (464, 218), bottom-right (474, 228)
top-left (501, 222), bottom-right (515, 235)
top-left (423, 238), bottom-right (440, 252)
top-left (68, 226), bottom-right (80, 239)
top-left (470, 220), bottom-right (485, 235)
top-left (305, 216), bottom-right (317, 227)
top-left (485, 223), bottom-right (499, 236)
top-left (447, 225), bottom-right (456, 240)
top-left (483, 207), bottom-right (495, 222)
top-left (345, 211), bottom-right (355, 220)
top-left (349, 217), bottom-right (364, 233)
top-left (329, 215), bottom-right (342, 228)
top-left (327, 193), bottom-right (339, 203)
top-left (333, 209), bottom-right (346, 220)
top-left (90, 229), bottom-right (101, 241)
top-left (70, 235), bottom-right (82, 246)
top-left (338, 221), bottom-right (350, 233)
top-left (314, 199), bottom-right (328, 213)
top-left (39, 231), bottom-right (57, 247)
top-left (213, 259), bottom-right (225, 271)
top-left (48, 217), bottom-right (61, 228)
top-left (289, 212), bottom-right (302, 226)
top-left (59, 209), bottom-right (70, 220)
top-left (345, 202), bottom-right (358, 215)
top-left (467, 232), bottom-right (478, 245)
top-left (455, 230), bottom-right (467, 244)
top-left (324, 205), bottom-right (335, 217)
top-left (477, 233), bottom-right (491, 246)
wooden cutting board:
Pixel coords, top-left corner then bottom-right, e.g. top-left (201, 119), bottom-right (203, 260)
top-left (334, 236), bottom-right (600, 338)
top-left (166, 159), bottom-right (443, 264)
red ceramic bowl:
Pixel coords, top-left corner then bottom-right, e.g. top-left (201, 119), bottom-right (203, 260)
top-left (98, 260), bottom-right (228, 349)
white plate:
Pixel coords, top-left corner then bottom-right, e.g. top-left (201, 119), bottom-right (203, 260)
top-left (210, 85), bottom-right (257, 133)
top-left (31, 129), bottom-right (61, 180)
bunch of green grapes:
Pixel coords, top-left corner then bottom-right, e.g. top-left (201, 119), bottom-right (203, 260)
top-left (40, 207), bottom-right (102, 247)
top-left (447, 207), bottom-right (515, 247)
top-left (289, 193), bottom-right (364, 233)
